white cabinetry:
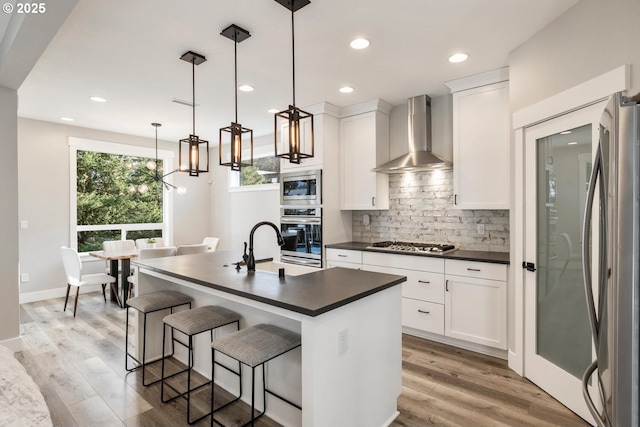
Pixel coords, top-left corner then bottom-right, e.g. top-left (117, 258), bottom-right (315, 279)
top-left (361, 250), bottom-right (508, 354)
top-left (445, 68), bottom-right (510, 210)
top-left (362, 252), bottom-right (445, 335)
top-left (326, 248), bottom-right (362, 269)
top-left (444, 259), bottom-right (507, 350)
top-left (340, 100), bottom-right (392, 210)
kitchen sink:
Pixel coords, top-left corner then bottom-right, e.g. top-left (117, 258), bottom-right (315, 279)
top-left (254, 261), bottom-right (319, 276)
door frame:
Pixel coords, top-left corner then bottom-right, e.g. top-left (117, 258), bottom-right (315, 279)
top-left (510, 65), bottom-right (628, 375)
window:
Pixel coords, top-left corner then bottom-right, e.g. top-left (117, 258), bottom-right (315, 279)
top-left (69, 138), bottom-right (174, 252)
top-left (228, 144), bottom-right (280, 191)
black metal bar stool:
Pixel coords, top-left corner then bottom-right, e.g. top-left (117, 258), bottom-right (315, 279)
top-left (161, 305), bottom-right (242, 425)
top-left (125, 290), bottom-right (192, 386)
top-left (210, 323), bottom-right (302, 427)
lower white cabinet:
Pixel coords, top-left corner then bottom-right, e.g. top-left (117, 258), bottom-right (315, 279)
top-left (444, 259), bottom-right (507, 350)
top-left (360, 251), bottom-right (508, 352)
top-left (402, 298), bottom-right (445, 335)
top-left (326, 248), bottom-right (362, 269)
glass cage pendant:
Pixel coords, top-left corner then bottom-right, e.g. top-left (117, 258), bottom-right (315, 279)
top-left (274, 0), bottom-right (314, 164)
top-left (178, 51), bottom-right (209, 177)
top-left (219, 24), bottom-right (253, 171)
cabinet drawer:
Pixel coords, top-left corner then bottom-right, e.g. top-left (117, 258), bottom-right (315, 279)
top-left (402, 298), bottom-right (444, 335)
top-left (364, 264), bottom-right (444, 304)
top-left (326, 248), bottom-right (362, 264)
top-left (363, 252), bottom-right (444, 273)
top-left (327, 260), bottom-right (361, 270)
top-left (445, 259), bottom-right (506, 281)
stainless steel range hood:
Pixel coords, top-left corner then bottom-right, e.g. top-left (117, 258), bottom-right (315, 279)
top-left (372, 94), bottom-right (452, 173)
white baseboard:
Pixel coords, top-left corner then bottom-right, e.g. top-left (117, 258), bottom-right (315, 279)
top-left (0, 336), bottom-right (23, 352)
top-left (402, 327), bottom-right (508, 360)
top-left (508, 349), bottom-right (524, 376)
top-left (20, 284), bottom-right (103, 304)
top-left (382, 410), bottom-right (400, 427)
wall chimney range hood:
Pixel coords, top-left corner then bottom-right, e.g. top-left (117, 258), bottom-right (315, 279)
top-left (372, 94), bottom-right (452, 173)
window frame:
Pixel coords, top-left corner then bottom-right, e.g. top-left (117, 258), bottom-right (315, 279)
top-left (69, 137), bottom-right (175, 253)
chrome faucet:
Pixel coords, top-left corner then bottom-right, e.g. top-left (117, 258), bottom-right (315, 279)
top-left (244, 221), bottom-right (285, 272)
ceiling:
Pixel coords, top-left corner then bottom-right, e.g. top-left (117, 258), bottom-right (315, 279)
top-left (17, 0), bottom-right (579, 143)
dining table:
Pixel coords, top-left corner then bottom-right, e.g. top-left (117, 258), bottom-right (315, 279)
top-left (89, 248), bottom-right (139, 307)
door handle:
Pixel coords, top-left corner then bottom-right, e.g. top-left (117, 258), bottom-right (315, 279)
top-left (372, 196), bottom-right (375, 206)
top-left (417, 310), bottom-right (430, 314)
top-left (522, 262), bottom-right (536, 272)
top-left (418, 280), bottom-right (431, 284)
top-left (445, 279), bottom-right (449, 291)
top-left (467, 268), bottom-right (481, 272)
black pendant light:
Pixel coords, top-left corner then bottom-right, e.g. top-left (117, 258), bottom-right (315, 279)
top-left (219, 24), bottom-right (253, 171)
top-left (150, 123), bottom-right (186, 194)
top-left (179, 51), bottom-right (209, 177)
top-left (274, 0), bottom-right (314, 164)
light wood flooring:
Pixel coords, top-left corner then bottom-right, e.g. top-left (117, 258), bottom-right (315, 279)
top-left (16, 292), bottom-right (590, 427)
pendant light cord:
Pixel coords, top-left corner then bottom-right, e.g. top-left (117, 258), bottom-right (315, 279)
top-left (192, 57), bottom-right (196, 135)
top-left (291, 7), bottom-right (296, 107)
top-left (234, 34), bottom-right (238, 123)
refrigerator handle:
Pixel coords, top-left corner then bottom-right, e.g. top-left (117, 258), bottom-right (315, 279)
top-left (582, 143), bottom-right (603, 348)
top-left (582, 360), bottom-right (608, 427)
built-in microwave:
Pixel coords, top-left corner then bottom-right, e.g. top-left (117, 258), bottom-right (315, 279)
top-left (280, 169), bottom-right (322, 205)
top-left (280, 207), bottom-right (322, 268)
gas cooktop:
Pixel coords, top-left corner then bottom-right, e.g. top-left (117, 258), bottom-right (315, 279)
top-left (366, 241), bottom-right (457, 254)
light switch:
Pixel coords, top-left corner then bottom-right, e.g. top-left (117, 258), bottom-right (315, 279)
top-left (20, 273), bottom-right (29, 283)
top-left (20, 220), bottom-right (28, 230)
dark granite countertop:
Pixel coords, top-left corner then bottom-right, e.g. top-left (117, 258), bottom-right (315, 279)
top-left (133, 251), bottom-right (406, 317)
top-left (325, 242), bottom-right (510, 265)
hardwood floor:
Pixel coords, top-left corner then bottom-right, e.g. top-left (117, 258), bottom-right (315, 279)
top-left (17, 292), bottom-right (590, 427)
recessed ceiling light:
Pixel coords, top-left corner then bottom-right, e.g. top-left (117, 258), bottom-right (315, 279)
top-left (339, 86), bottom-right (354, 93)
top-left (448, 53), bottom-right (468, 63)
top-left (60, 117), bottom-right (74, 122)
top-left (90, 96), bottom-right (106, 103)
top-left (560, 130), bottom-right (572, 134)
top-left (350, 38), bottom-right (370, 50)
top-left (268, 108), bottom-right (279, 114)
top-left (568, 141), bottom-right (578, 145)
top-left (238, 85), bottom-right (254, 92)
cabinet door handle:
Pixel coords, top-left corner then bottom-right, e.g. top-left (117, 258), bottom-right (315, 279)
top-left (417, 310), bottom-right (430, 315)
top-left (372, 197), bottom-right (375, 206)
top-left (467, 268), bottom-right (481, 272)
top-left (446, 279), bottom-right (449, 291)
top-left (454, 194), bottom-right (457, 205)
top-left (338, 254), bottom-right (347, 257)
top-left (418, 280), bottom-right (431, 284)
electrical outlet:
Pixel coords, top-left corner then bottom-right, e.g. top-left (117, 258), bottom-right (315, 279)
top-left (477, 224), bottom-right (485, 235)
top-left (20, 273), bottom-right (29, 283)
top-left (337, 328), bottom-right (348, 355)
top-left (20, 220), bottom-right (28, 230)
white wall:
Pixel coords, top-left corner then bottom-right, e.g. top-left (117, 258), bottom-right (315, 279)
top-left (17, 118), bottom-right (210, 298)
top-left (0, 87), bottom-right (20, 344)
top-left (509, 0), bottom-right (640, 112)
top-left (209, 134), bottom-right (281, 260)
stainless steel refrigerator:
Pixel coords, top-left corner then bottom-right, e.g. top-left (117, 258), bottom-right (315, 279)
top-left (582, 92), bottom-right (640, 427)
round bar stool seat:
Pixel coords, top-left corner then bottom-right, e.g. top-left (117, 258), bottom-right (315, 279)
top-left (161, 305), bottom-right (242, 425)
top-left (125, 291), bottom-right (192, 386)
top-left (211, 324), bottom-right (301, 427)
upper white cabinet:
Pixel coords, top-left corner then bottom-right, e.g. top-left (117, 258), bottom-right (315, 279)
top-left (445, 68), bottom-right (510, 210)
top-left (340, 100), bottom-right (392, 210)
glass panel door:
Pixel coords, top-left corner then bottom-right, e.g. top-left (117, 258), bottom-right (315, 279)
top-left (523, 100), bottom-right (607, 424)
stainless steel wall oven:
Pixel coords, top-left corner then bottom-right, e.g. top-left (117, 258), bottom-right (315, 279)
top-left (280, 206), bottom-right (322, 268)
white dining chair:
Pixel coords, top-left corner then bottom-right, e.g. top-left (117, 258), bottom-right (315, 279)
top-left (127, 246), bottom-right (176, 298)
top-left (135, 237), bottom-right (166, 249)
top-left (60, 246), bottom-right (118, 317)
top-left (202, 237), bottom-right (220, 252)
top-left (176, 244), bottom-right (208, 256)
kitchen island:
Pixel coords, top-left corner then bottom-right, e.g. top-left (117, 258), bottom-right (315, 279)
top-left (133, 251), bottom-right (406, 427)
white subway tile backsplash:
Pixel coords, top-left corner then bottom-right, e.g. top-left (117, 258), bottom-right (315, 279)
top-left (351, 170), bottom-right (510, 252)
